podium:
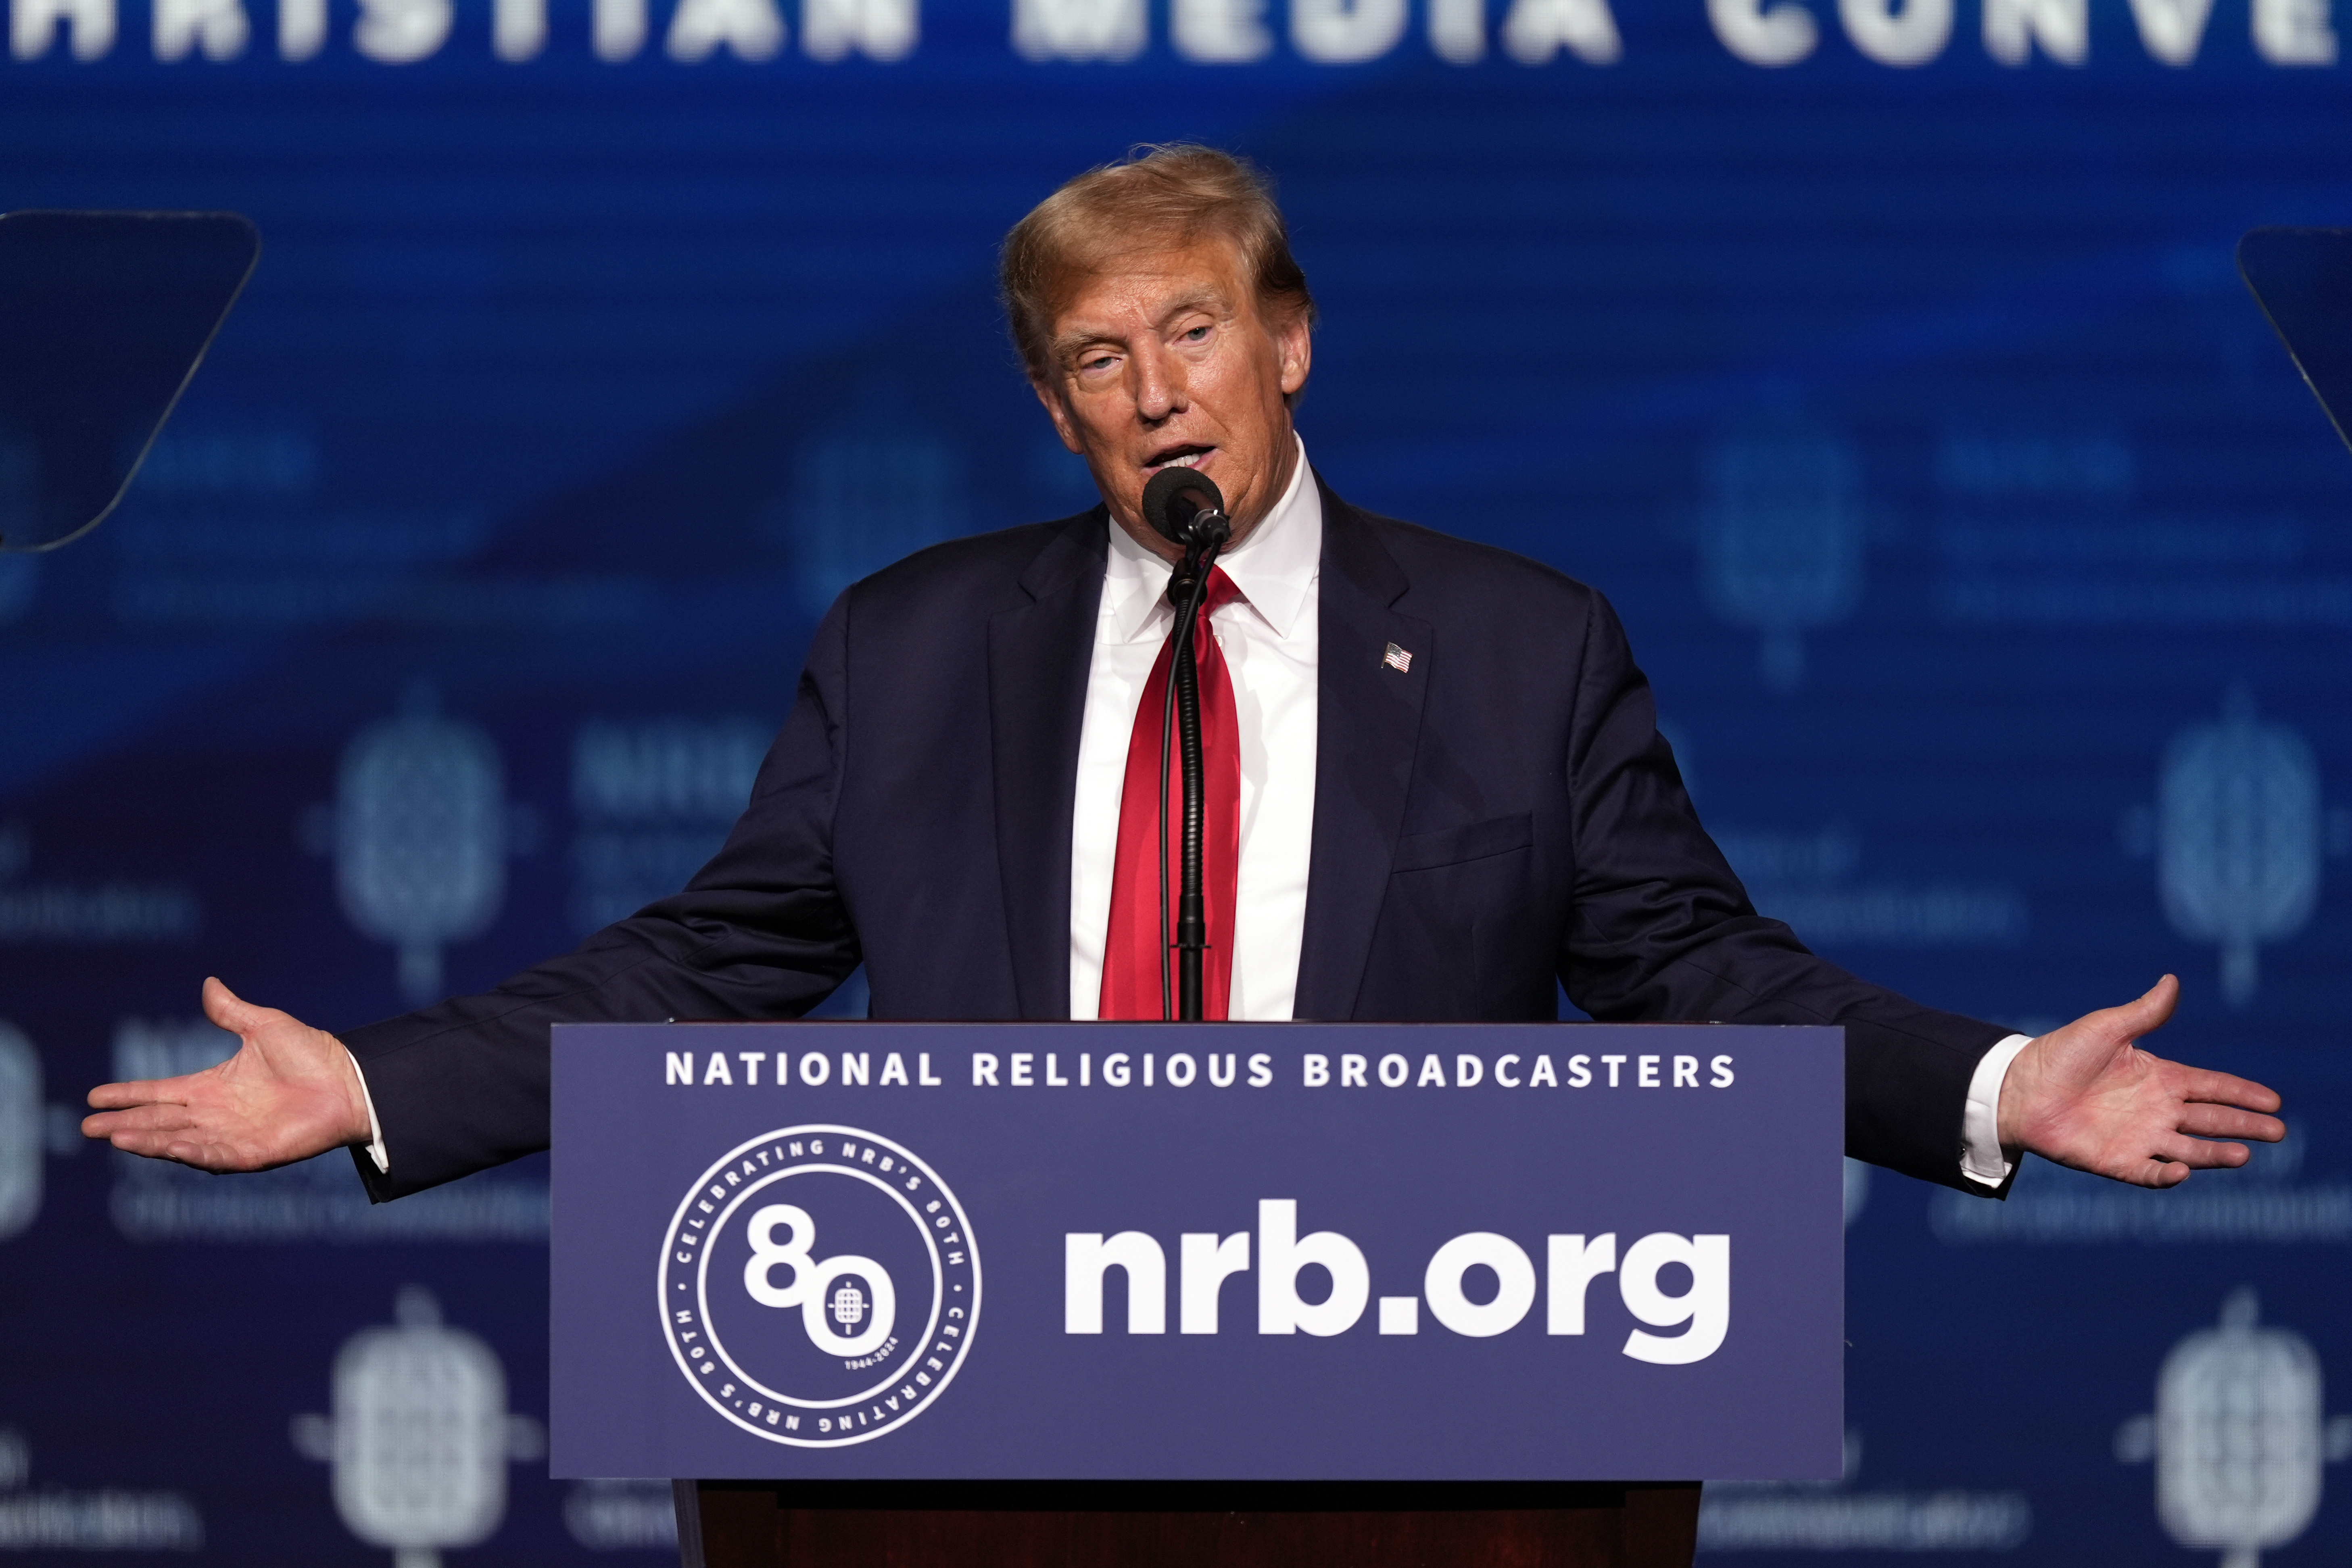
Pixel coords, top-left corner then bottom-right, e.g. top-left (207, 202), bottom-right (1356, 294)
top-left (550, 1021), bottom-right (1844, 1568)
top-left (674, 1479), bottom-right (1703, 1566)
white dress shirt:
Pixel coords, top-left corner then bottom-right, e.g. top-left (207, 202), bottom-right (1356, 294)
top-left (1067, 438), bottom-right (1323, 1022)
top-left (1962, 1035), bottom-right (2031, 1188)
top-left (361, 434), bottom-right (2024, 1185)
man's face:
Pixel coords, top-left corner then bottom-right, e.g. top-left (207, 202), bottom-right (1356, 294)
top-left (1031, 234), bottom-right (1312, 561)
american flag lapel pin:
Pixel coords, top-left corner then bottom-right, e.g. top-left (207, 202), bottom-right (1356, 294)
top-left (1382, 642), bottom-right (1413, 674)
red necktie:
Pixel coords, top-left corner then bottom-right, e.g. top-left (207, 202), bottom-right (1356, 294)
top-left (1100, 567), bottom-right (1243, 1020)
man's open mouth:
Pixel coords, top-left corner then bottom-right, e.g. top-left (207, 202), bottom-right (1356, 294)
top-left (1144, 444), bottom-right (1213, 472)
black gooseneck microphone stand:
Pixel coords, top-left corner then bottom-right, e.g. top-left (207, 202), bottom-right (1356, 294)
top-left (1139, 466), bottom-right (1232, 1022)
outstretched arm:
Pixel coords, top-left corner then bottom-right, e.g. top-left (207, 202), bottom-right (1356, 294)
top-left (1999, 974), bottom-right (2282, 1187)
top-left (83, 977), bottom-right (370, 1171)
top-left (89, 592), bottom-right (860, 1198)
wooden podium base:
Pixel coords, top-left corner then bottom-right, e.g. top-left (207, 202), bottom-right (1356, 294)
top-left (676, 1480), bottom-right (1702, 1568)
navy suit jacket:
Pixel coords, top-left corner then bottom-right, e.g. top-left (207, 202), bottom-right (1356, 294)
top-left (342, 481), bottom-right (2010, 1202)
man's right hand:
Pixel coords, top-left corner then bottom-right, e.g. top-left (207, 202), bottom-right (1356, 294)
top-left (83, 977), bottom-right (372, 1172)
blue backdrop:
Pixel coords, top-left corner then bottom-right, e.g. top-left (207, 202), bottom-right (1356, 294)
top-left (0, 0), bottom-right (2347, 1559)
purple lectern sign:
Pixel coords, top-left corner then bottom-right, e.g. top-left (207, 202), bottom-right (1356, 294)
top-left (550, 1023), bottom-right (1842, 1482)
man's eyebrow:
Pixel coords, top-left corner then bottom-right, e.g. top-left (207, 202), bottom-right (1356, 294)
top-left (1151, 289), bottom-right (1227, 329)
top-left (1051, 326), bottom-right (1120, 362)
top-left (1051, 289), bottom-right (1233, 364)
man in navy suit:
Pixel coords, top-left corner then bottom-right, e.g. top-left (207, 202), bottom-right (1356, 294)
top-left (87, 146), bottom-right (2282, 1204)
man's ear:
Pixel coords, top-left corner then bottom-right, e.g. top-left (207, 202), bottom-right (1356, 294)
top-left (1031, 377), bottom-right (1086, 455)
top-left (1275, 308), bottom-right (1313, 399)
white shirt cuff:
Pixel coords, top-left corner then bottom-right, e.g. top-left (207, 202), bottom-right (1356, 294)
top-left (1960, 1034), bottom-right (2034, 1188)
top-left (345, 1047), bottom-right (389, 1175)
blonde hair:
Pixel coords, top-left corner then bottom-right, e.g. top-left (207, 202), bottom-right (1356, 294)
top-left (1000, 144), bottom-right (1317, 382)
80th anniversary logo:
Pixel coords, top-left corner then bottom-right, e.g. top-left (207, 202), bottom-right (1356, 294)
top-left (658, 1125), bottom-right (981, 1447)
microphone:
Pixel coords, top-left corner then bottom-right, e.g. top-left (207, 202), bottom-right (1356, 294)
top-left (1143, 466), bottom-right (1231, 614)
top-left (1142, 465), bottom-right (1231, 554)
top-left (1139, 464), bottom-right (1234, 1023)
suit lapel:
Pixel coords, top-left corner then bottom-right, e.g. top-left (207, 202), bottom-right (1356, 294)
top-left (988, 509), bottom-right (1108, 1019)
top-left (1295, 483), bottom-right (1431, 1019)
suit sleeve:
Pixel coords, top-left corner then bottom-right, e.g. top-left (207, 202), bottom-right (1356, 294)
top-left (336, 594), bottom-right (864, 1201)
top-left (1556, 591), bottom-right (2011, 1195)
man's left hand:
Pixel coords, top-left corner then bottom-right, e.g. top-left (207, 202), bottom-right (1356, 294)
top-left (1997, 974), bottom-right (2283, 1188)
